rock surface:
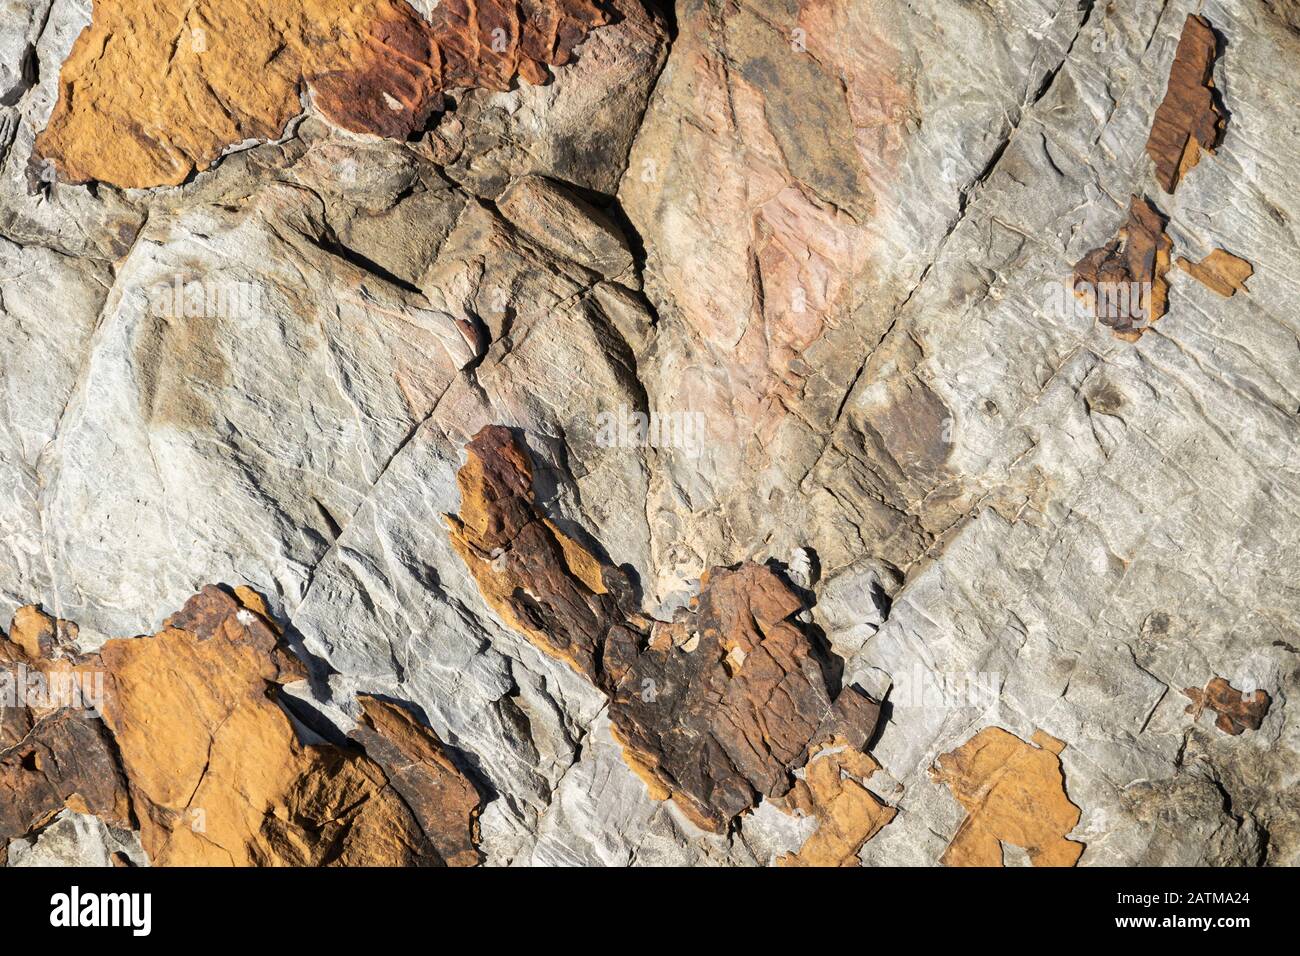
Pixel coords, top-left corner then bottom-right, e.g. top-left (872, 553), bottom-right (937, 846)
top-left (1, 0), bottom-right (1297, 867)
top-left (34, 0), bottom-right (612, 188)
top-left (445, 424), bottom-right (886, 835)
top-left (1, 590), bottom-right (482, 865)
top-left (1146, 15), bottom-right (1228, 194)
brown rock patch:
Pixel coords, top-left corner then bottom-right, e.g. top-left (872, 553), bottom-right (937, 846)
top-left (1073, 195), bottom-right (1173, 340)
top-left (1183, 677), bottom-right (1272, 735)
top-left (0, 590), bottom-right (481, 866)
top-left (1146, 15), bottom-right (1227, 194)
top-left (445, 425), bottom-right (890, 837)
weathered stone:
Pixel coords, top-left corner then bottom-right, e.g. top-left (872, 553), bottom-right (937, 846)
top-left (6, 810), bottom-right (147, 867)
top-left (0, 0), bottom-right (47, 108)
top-left (0, 605), bottom-right (131, 850)
top-left (1183, 677), bottom-right (1272, 736)
top-left (1147, 15), bottom-right (1227, 194)
top-left (349, 694), bottom-right (483, 867)
top-left (34, 0), bottom-right (611, 188)
top-left (421, 0), bottom-right (669, 197)
top-left (931, 728), bottom-right (1084, 867)
top-left (0, 709), bottom-right (133, 847)
top-left (1072, 195), bottom-right (1173, 338)
top-left (97, 586), bottom-right (481, 865)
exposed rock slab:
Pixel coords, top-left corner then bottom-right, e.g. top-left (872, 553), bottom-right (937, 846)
top-left (6, 810), bottom-right (147, 867)
top-left (1, 0), bottom-right (1298, 869)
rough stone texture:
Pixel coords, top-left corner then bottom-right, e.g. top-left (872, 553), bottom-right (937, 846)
top-left (1147, 15), bottom-right (1228, 194)
top-left (0, 0), bottom-right (147, 257)
top-left (776, 735), bottom-right (897, 867)
top-left (0, 1), bottom-right (47, 109)
top-left (349, 694), bottom-right (483, 867)
top-left (422, 0), bottom-right (669, 198)
top-left (33, 0), bottom-right (612, 188)
top-left (0, 709), bottom-right (133, 850)
top-left (0, 606), bottom-right (133, 856)
top-left (445, 424), bottom-right (886, 834)
top-left (2, 590), bottom-right (482, 866)
top-left (1, 0), bottom-right (1298, 867)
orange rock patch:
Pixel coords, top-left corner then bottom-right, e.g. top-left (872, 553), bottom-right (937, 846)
top-left (931, 727), bottom-right (1084, 867)
top-left (1176, 249), bottom-right (1253, 297)
top-left (35, 0), bottom-right (609, 188)
top-left (0, 588), bottom-right (481, 866)
top-left (777, 735), bottom-right (897, 867)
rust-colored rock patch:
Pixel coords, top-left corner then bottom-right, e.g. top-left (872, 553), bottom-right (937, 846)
top-left (931, 727), bottom-right (1084, 867)
top-left (1147, 15), bottom-right (1227, 194)
top-left (0, 590), bottom-right (481, 866)
top-left (35, 0), bottom-right (609, 189)
top-left (1, 609), bottom-right (131, 854)
top-left (1183, 677), bottom-right (1271, 735)
top-left (446, 425), bottom-right (891, 838)
top-left (1073, 195), bottom-right (1173, 340)
top-left (1176, 249), bottom-right (1253, 297)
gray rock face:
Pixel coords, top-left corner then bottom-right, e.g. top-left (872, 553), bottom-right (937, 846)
top-left (0, 1), bottom-right (45, 109)
top-left (0, 0), bottom-right (141, 260)
top-left (6, 811), bottom-right (147, 868)
top-left (1, 0), bottom-right (1296, 867)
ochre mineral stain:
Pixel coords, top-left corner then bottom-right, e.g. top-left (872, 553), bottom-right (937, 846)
top-left (1183, 677), bottom-right (1272, 735)
top-left (34, 0), bottom-right (609, 189)
top-left (1146, 15), bottom-right (1227, 194)
top-left (931, 727), bottom-right (1084, 867)
top-left (776, 735), bottom-right (897, 867)
top-left (1073, 195), bottom-right (1173, 340)
top-left (446, 425), bottom-right (891, 838)
top-left (0, 589), bottom-right (481, 866)
top-left (1176, 249), bottom-right (1253, 297)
